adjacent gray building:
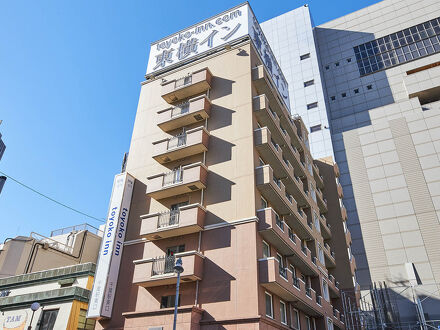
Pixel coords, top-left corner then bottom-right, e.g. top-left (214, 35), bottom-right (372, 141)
top-left (263, 0), bottom-right (440, 324)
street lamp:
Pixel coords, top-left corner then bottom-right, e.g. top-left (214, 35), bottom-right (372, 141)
top-left (172, 257), bottom-right (184, 330)
top-left (27, 302), bottom-right (40, 330)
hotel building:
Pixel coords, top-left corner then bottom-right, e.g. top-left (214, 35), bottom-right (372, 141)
top-left (90, 3), bottom-right (355, 329)
top-left (262, 0), bottom-right (440, 323)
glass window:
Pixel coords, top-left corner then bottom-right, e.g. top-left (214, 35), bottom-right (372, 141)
top-left (304, 80), bottom-right (314, 87)
top-left (280, 301), bottom-right (287, 325)
top-left (293, 308), bottom-right (300, 330)
top-left (265, 292), bottom-right (273, 318)
top-left (77, 309), bottom-right (96, 330)
top-left (307, 102), bottom-right (318, 110)
top-left (261, 197), bottom-right (268, 209)
top-left (300, 53), bottom-right (310, 60)
top-left (306, 316), bottom-right (311, 330)
top-left (314, 212), bottom-right (320, 232)
top-left (327, 318), bottom-right (334, 330)
top-left (323, 280), bottom-right (330, 301)
top-left (318, 244), bottom-right (325, 264)
top-left (38, 309), bottom-right (58, 330)
top-left (160, 295), bottom-right (180, 308)
top-left (310, 124), bottom-right (321, 133)
top-left (263, 241), bottom-right (270, 259)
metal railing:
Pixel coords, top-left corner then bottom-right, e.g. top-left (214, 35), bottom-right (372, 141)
top-left (30, 232), bottom-right (74, 255)
top-left (316, 295), bottom-right (322, 305)
top-left (279, 266), bottom-right (287, 279)
top-left (157, 210), bottom-right (180, 229)
top-left (273, 175), bottom-right (281, 188)
top-left (175, 75), bottom-right (192, 88)
top-left (167, 134), bottom-right (187, 150)
top-left (312, 256), bottom-right (317, 265)
top-left (288, 229), bottom-right (296, 243)
top-left (163, 169), bottom-right (183, 186)
top-left (171, 102), bottom-right (190, 118)
top-left (50, 223), bottom-right (102, 237)
top-left (306, 287), bottom-right (312, 297)
top-left (151, 255), bottom-right (176, 276)
top-left (293, 277), bottom-right (300, 288)
top-left (275, 214), bottom-right (284, 231)
top-left (271, 139), bottom-right (279, 151)
top-left (301, 245), bottom-right (307, 255)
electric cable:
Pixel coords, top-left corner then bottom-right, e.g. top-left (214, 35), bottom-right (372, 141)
top-left (0, 170), bottom-right (105, 223)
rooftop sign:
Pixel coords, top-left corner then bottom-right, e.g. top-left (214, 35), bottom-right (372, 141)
top-left (146, 3), bottom-right (291, 111)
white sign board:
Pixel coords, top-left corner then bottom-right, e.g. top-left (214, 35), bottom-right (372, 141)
top-left (87, 172), bottom-right (134, 319)
top-left (146, 3), bottom-right (290, 111)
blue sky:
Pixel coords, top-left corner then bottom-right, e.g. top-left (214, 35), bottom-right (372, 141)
top-left (0, 0), bottom-right (380, 241)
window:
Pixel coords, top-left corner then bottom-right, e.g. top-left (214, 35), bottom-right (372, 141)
top-left (77, 309), bottom-right (96, 330)
top-left (265, 292), bottom-right (273, 318)
top-left (330, 96), bottom-right (335, 101)
top-left (341, 92), bottom-right (347, 97)
top-left (325, 65), bottom-right (329, 70)
top-left (280, 301), bottom-right (287, 325)
top-left (354, 88), bottom-right (359, 94)
top-left (300, 53), bottom-right (310, 60)
top-left (347, 58), bottom-right (352, 63)
top-left (306, 316), bottom-right (311, 330)
top-left (310, 124), bottom-right (321, 133)
top-left (312, 317), bottom-right (316, 330)
top-left (304, 79), bottom-right (314, 87)
top-left (38, 309), bottom-right (58, 330)
top-left (261, 196), bottom-right (268, 209)
top-left (318, 244), bottom-right (325, 264)
top-left (327, 318), bottom-right (334, 330)
top-left (314, 212), bottom-right (321, 232)
top-left (307, 102), bottom-right (318, 110)
top-left (161, 295), bottom-right (180, 308)
top-left (262, 241), bottom-right (270, 259)
top-left (335, 62), bottom-right (340, 67)
top-left (322, 279), bottom-right (330, 301)
top-left (292, 308), bottom-right (300, 329)
top-left (354, 17), bottom-right (440, 76)
top-left (367, 84), bottom-right (373, 90)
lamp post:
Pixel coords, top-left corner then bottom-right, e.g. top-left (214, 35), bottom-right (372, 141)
top-left (27, 302), bottom-right (40, 330)
top-left (172, 257), bottom-right (184, 330)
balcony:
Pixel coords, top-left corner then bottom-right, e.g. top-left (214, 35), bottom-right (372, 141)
top-left (133, 251), bottom-right (204, 287)
top-left (254, 127), bottom-right (293, 179)
top-left (328, 274), bottom-right (340, 297)
top-left (312, 163), bottom-right (324, 188)
top-left (320, 215), bottom-right (332, 240)
top-left (341, 204), bottom-right (347, 220)
top-left (161, 68), bottom-right (212, 103)
top-left (350, 255), bottom-right (357, 274)
top-left (157, 95), bottom-right (211, 132)
top-left (345, 228), bottom-right (352, 246)
top-left (337, 182), bottom-right (344, 198)
top-left (146, 163), bottom-right (208, 200)
top-left (255, 165), bottom-right (291, 215)
top-left (316, 188), bottom-right (328, 213)
top-left (140, 203), bottom-right (205, 240)
top-left (284, 173), bottom-right (309, 208)
top-left (324, 243), bottom-right (336, 269)
top-left (152, 127), bottom-right (209, 164)
top-left (252, 66), bottom-right (302, 150)
top-left (334, 163), bottom-right (340, 177)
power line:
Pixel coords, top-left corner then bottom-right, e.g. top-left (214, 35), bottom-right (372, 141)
top-left (0, 170), bottom-right (105, 223)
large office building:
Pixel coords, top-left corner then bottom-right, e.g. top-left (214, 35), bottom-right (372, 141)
top-left (262, 0), bottom-right (440, 325)
top-left (89, 3), bottom-right (355, 330)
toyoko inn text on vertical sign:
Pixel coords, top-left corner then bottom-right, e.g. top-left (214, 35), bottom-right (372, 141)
top-left (87, 173), bottom-right (134, 319)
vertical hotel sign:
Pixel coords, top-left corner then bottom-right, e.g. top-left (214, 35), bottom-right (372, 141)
top-left (87, 172), bottom-right (134, 319)
top-left (146, 3), bottom-right (290, 111)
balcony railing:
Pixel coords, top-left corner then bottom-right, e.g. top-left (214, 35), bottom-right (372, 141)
top-left (171, 101), bottom-right (190, 118)
top-left (275, 214), bottom-right (284, 231)
top-left (167, 134), bottom-right (187, 149)
top-left (157, 210), bottom-right (180, 228)
top-left (316, 295), bottom-right (322, 305)
top-left (301, 245), bottom-right (307, 255)
top-left (279, 266), bottom-right (288, 279)
top-left (288, 229), bottom-right (296, 243)
top-left (146, 163), bottom-right (208, 199)
top-left (293, 277), bottom-right (300, 289)
top-left (161, 68), bottom-right (212, 103)
top-left (152, 255), bottom-right (176, 276)
top-left (306, 287), bottom-right (312, 298)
